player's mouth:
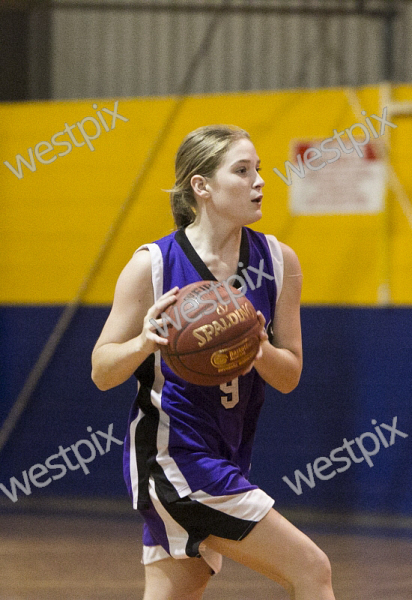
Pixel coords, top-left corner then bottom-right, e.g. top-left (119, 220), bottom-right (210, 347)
top-left (252, 195), bottom-right (263, 204)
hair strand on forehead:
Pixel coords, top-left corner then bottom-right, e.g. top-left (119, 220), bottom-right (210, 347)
top-left (168, 124), bottom-right (250, 229)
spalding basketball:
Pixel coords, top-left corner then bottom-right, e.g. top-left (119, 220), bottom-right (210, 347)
top-left (159, 281), bottom-right (261, 386)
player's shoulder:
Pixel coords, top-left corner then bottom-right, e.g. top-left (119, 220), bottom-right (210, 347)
top-left (277, 242), bottom-right (302, 277)
top-left (115, 247), bottom-right (152, 297)
top-left (131, 245), bottom-right (152, 267)
top-left (126, 229), bottom-right (177, 272)
top-left (251, 229), bottom-right (300, 273)
top-left (259, 229), bottom-right (301, 276)
top-left (117, 230), bottom-right (179, 293)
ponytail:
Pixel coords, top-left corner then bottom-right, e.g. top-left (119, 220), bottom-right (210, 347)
top-left (170, 190), bottom-right (196, 229)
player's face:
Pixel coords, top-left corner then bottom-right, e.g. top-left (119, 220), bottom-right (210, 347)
top-left (206, 138), bottom-right (265, 225)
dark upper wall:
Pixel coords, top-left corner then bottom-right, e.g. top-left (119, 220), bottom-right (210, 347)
top-left (0, 4), bottom-right (51, 101)
top-left (2, 1), bottom-right (412, 102)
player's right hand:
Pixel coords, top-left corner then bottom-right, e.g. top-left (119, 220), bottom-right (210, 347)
top-left (139, 286), bottom-right (179, 354)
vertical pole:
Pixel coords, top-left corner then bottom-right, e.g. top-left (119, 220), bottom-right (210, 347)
top-left (356, 0), bottom-right (365, 14)
top-left (29, 5), bottom-right (52, 100)
top-left (0, 8), bottom-right (30, 101)
top-left (383, 9), bottom-right (395, 82)
top-left (378, 8), bottom-right (397, 305)
top-left (378, 82), bottom-right (392, 306)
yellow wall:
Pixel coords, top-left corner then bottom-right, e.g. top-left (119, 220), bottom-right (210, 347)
top-left (1, 86), bottom-right (411, 305)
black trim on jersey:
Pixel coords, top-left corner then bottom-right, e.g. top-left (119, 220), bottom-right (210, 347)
top-left (266, 318), bottom-right (274, 345)
top-left (133, 354), bottom-right (158, 510)
top-left (134, 354), bottom-right (181, 509)
top-left (175, 227), bottom-right (249, 289)
top-left (134, 353), bottom-right (154, 380)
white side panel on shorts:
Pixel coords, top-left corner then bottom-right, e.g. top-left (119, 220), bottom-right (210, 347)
top-left (148, 477), bottom-right (190, 560)
top-left (190, 487), bottom-right (274, 523)
top-left (142, 543), bottom-right (170, 566)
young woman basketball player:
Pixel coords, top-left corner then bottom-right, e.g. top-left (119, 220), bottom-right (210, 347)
top-left (92, 125), bottom-right (336, 600)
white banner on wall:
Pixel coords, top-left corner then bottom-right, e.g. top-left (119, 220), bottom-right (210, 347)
top-left (289, 138), bottom-right (386, 215)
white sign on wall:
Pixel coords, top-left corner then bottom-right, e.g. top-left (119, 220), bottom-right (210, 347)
top-left (288, 138), bottom-right (386, 215)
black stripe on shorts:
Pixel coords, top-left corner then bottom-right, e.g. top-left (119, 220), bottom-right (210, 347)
top-left (154, 479), bottom-right (258, 559)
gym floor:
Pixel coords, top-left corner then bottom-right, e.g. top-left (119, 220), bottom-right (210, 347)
top-left (0, 499), bottom-right (411, 600)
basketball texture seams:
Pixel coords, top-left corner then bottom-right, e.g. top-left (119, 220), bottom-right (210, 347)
top-left (159, 281), bottom-right (261, 386)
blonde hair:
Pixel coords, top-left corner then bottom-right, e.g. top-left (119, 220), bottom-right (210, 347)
top-left (170, 124), bottom-right (250, 229)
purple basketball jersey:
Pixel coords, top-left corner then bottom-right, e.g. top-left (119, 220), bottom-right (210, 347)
top-left (123, 227), bottom-right (283, 510)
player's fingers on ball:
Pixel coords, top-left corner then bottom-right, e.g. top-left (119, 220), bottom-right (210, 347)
top-left (255, 312), bottom-right (267, 342)
top-left (256, 310), bottom-right (266, 326)
top-left (154, 291), bottom-right (178, 314)
top-left (159, 286), bottom-right (179, 303)
top-left (146, 298), bottom-right (172, 321)
top-left (166, 286), bottom-right (179, 295)
top-left (142, 318), bottom-right (161, 344)
top-left (151, 333), bottom-right (169, 346)
top-left (146, 316), bottom-right (166, 331)
top-left (145, 327), bottom-right (169, 346)
top-left (255, 345), bottom-right (264, 360)
top-left (143, 311), bottom-right (158, 331)
top-left (242, 362), bottom-right (255, 376)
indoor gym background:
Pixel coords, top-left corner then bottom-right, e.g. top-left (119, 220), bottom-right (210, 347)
top-left (0, 1), bottom-right (411, 599)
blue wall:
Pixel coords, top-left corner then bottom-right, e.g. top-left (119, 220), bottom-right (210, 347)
top-left (1, 306), bottom-right (411, 513)
top-left (253, 307), bottom-right (412, 515)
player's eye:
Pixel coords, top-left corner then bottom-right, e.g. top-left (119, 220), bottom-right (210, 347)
top-left (237, 167), bottom-right (247, 174)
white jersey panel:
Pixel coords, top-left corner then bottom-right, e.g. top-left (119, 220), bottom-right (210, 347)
top-left (129, 409), bottom-right (145, 510)
top-left (132, 242), bottom-right (192, 501)
top-left (265, 234), bottom-right (284, 303)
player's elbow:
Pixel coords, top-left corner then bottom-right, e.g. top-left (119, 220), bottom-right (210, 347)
top-left (91, 369), bottom-right (109, 391)
top-left (278, 377), bottom-right (300, 394)
top-left (91, 347), bottom-right (114, 391)
top-left (91, 363), bottom-right (115, 391)
top-left (278, 364), bottom-right (302, 394)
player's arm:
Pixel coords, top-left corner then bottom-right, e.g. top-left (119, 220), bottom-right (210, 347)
top-left (91, 249), bottom-right (178, 391)
top-left (253, 243), bottom-right (303, 393)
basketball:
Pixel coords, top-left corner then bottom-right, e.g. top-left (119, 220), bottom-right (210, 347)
top-left (159, 281), bottom-right (261, 386)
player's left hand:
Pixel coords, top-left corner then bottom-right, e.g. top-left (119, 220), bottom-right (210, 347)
top-left (241, 311), bottom-right (268, 375)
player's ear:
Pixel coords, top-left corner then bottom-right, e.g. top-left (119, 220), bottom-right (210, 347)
top-left (191, 175), bottom-right (209, 199)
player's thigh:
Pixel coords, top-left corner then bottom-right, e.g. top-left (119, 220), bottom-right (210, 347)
top-left (203, 508), bottom-right (331, 591)
top-left (143, 556), bottom-right (213, 600)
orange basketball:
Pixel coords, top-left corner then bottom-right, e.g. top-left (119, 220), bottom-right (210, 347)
top-left (159, 281), bottom-right (261, 386)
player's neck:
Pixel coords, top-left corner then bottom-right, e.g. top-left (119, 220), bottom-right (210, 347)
top-left (185, 219), bottom-right (242, 257)
top-left (184, 219), bottom-right (243, 279)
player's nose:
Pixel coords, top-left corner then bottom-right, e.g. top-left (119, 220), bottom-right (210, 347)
top-left (254, 171), bottom-right (265, 188)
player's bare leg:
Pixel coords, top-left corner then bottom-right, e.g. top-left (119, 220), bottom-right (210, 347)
top-left (143, 556), bottom-right (212, 600)
top-left (204, 508), bottom-right (335, 600)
